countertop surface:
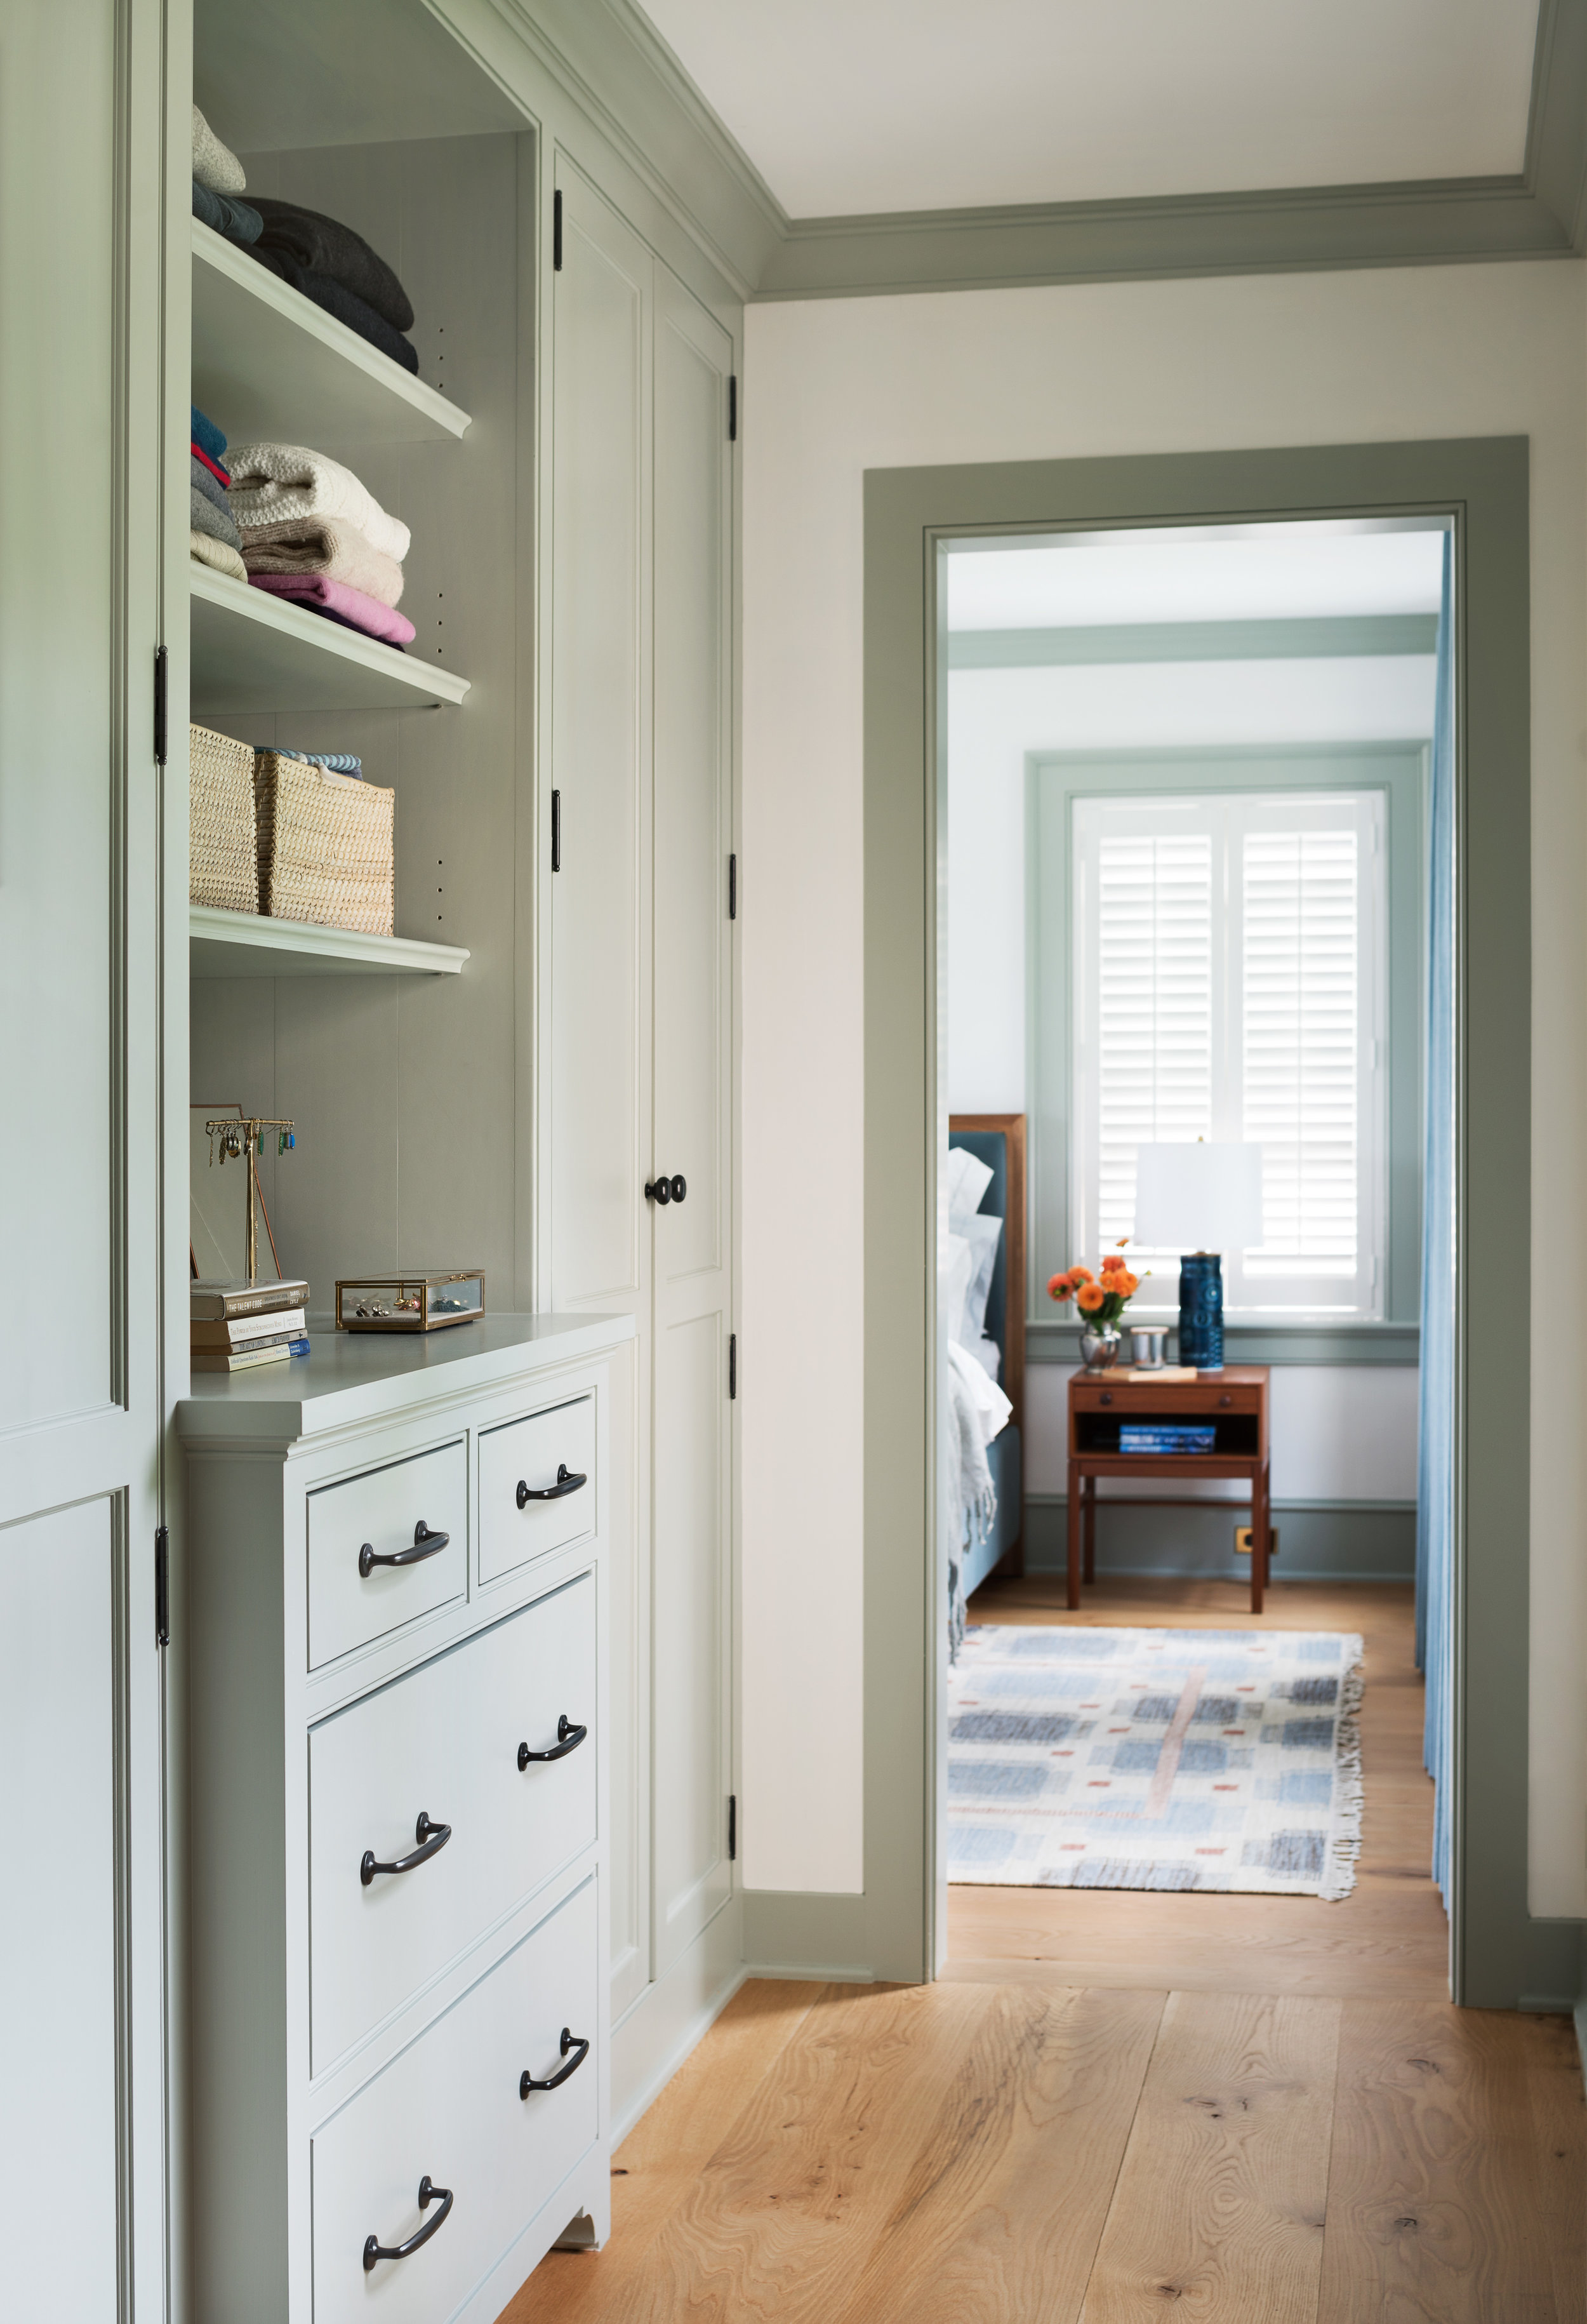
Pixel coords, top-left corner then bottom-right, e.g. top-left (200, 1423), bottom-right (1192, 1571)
top-left (176, 1310), bottom-right (634, 1442)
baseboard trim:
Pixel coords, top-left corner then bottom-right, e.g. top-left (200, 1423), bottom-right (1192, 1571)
top-left (1014, 1492), bottom-right (1416, 1583)
top-left (609, 1895), bottom-right (744, 2144)
top-left (741, 1888), bottom-right (875, 1982)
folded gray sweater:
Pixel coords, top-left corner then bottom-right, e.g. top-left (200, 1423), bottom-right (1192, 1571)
top-left (190, 486), bottom-right (242, 554)
top-left (190, 453), bottom-right (232, 519)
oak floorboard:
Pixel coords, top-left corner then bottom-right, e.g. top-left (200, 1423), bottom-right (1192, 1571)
top-left (499, 1978), bottom-right (823, 2323)
top-left (1318, 2000), bottom-right (1586, 2322)
top-left (1079, 1989), bottom-right (1339, 2323)
top-left (829, 1983), bottom-right (1165, 2324)
top-left (951, 1577), bottom-right (1449, 2003)
top-left (1532, 2011), bottom-right (1587, 2324)
top-left (615, 1979), bottom-right (997, 2323)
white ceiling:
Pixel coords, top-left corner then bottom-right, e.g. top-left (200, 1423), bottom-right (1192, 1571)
top-left (946, 522), bottom-right (1448, 631)
top-left (637, 0), bottom-right (1539, 217)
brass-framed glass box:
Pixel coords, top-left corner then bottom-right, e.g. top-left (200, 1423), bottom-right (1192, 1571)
top-left (335, 1272), bottom-right (485, 1332)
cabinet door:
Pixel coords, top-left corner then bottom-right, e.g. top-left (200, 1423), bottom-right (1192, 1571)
top-left (548, 160), bottom-right (653, 2017)
top-left (0, 2), bottom-right (172, 2315)
top-left (649, 265), bottom-right (735, 1975)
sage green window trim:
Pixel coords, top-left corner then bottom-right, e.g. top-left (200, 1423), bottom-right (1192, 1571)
top-left (1026, 740), bottom-right (1428, 1332)
top-left (948, 613), bottom-right (1438, 670)
top-left (865, 434), bottom-right (1557, 2012)
top-left (1028, 1320), bottom-right (1421, 1366)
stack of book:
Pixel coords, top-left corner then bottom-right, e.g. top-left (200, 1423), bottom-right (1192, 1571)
top-left (192, 1279), bottom-right (311, 1373)
top-left (1119, 1422), bottom-right (1217, 1455)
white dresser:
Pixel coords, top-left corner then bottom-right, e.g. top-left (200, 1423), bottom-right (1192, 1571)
top-left (178, 1312), bottom-right (632, 2324)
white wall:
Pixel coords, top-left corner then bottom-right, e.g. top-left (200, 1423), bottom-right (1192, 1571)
top-left (946, 651), bottom-right (1438, 1115)
top-left (740, 260), bottom-right (1587, 1912)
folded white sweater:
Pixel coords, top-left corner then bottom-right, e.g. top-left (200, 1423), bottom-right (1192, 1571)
top-left (225, 443), bottom-right (411, 563)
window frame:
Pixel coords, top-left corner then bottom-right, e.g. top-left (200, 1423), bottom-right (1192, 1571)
top-left (1028, 742), bottom-right (1427, 1338)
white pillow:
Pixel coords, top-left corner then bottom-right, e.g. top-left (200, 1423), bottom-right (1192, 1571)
top-left (946, 1145), bottom-right (995, 1230)
top-left (941, 1230), bottom-right (974, 1349)
top-left (960, 1210), bottom-right (1003, 1343)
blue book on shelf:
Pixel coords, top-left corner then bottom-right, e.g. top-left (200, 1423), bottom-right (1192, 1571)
top-left (1119, 1423), bottom-right (1216, 1454)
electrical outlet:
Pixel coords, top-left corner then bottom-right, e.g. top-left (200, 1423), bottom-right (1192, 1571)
top-left (1234, 1525), bottom-right (1279, 1561)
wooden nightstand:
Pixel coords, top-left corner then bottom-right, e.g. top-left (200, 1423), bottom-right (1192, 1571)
top-left (1067, 1365), bottom-right (1273, 1612)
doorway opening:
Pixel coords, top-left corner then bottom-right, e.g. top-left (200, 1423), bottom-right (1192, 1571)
top-left (939, 511), bottom-right (1453, 1987)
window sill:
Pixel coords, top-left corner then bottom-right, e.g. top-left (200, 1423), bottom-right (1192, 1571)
top-left (1026, 1319), bottom-right (1420, 1366)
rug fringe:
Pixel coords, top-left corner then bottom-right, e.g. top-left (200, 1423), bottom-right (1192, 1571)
top-left (1319, 1634), bottom-right (1366, 1902)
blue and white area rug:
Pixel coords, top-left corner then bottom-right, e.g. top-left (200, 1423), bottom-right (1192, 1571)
top-left (948, 1626), bottom-right (1364, 1900)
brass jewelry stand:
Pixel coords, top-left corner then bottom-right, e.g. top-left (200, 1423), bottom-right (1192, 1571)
top-left (204, 1116), bottom-right (296, 1283)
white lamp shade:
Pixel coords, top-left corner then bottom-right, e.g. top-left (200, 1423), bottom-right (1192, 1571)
top-left (1132, 1142), bottom-right (1264, 1252)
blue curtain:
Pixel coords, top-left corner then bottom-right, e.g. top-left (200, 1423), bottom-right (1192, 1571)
top-left (1416, 532), bottom-right (1456, 1902)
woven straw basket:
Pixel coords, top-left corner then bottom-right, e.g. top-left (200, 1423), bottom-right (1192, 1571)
top-left (255, 751), bottom-right (395, 935)
top-left (189, 723), bottom-right (259, 912)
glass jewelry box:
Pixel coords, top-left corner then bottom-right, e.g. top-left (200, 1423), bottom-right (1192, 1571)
top-left (335, 1272), bottom-right (485, 1332)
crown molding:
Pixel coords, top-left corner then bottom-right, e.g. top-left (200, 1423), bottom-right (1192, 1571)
top-left (501, 0), bottom-right (1587, 304)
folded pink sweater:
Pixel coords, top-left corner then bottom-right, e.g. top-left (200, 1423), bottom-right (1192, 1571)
top-left (239, 514), bottom-right (404, 608)
top-left (249, 572), bottom-right (416, 648)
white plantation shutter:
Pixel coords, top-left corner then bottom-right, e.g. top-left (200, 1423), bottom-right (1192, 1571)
top-left (1242, 829), bottom-right (1358, 1271)
top-left (1073, 789), bottom-right (1385, 1318)
top-left (1096, 834), bottom-right (1212, 1244)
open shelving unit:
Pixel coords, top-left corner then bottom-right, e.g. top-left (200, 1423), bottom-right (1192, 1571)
top-left (190, 904), bottom-right (468, 978)
top-left (191, 218), bottom-right (472, 446)
top-left (190, 566), bottom-right (470, 714)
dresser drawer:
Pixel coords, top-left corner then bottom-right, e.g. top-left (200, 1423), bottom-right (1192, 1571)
top-left (307, 1440), bottom-right (467, 1671)
top-left (477, 1395), bottom-right (596, 1584)
top-left (311, 1878), bottom-right (598, 2324)
top-left (308, 1573), bottom-right (597, 2073)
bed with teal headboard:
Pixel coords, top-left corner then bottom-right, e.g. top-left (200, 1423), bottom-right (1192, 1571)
top-left (949, 1113), bottom-right (1025, 1593)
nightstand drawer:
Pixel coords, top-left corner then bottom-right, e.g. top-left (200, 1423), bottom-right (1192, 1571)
top-left (477, 1396), bottom-right (596, 1583)
top-left (307, 1572), bottom-right (597, 2073)
top-left (1070, 1381), bottom-right (1261, 1415)
top-left (311, 1878), bottom-right (598, 2324)
top-left (307, 1441), bottom-right (467, 1671)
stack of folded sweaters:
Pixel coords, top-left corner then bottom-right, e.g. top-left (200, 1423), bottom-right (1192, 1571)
top-left (190, 403), bottom-right (247, 582)
top-left (190, 106), bottom-right (419, 373)
top-left (228, 444), bottom-right (417, 650)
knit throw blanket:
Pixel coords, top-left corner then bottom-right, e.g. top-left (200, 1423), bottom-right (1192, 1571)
top-left (189, 530), bottom-right (247, 585)
top-left (240, 516), bottom-right (404, 609)
top-left (190, 486), bottom-right (242, 554)
top-left (248, 199), bottom-right (413, 332)
top-left (249, 573), bottom-right (416, 647)
top-left (227, 444), bottom-right (410, 563)
top-left (192, 105), bottom-right (245, 195)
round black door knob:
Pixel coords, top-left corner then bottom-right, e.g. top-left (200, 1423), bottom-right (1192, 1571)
top-left (1219, 1394), bottom-right (1232, 1407)
top-left (1099, 1392), bottom-right (1113, 1406)
top-left (645, 1178), bottom-right (672, 1205)
top-left (670, 1175), bottom-right (687, 1204)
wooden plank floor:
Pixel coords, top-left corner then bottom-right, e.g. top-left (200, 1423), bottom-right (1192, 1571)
top-left (504, 1581), bottom-right (1585, 2323)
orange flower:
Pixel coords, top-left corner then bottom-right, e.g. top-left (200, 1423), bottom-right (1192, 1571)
top-left (1100, 1254), bottom-right (1124, 1276)
top-left (1077, 1281), bottom-right (1105, 1313)
top-left (1115, 1270), bottom-right (1139, 1296)
top-left (1046, 1272), bottom-right (1075, 1302)
top-left (1070, 1265), bottom-right (1094, 1285)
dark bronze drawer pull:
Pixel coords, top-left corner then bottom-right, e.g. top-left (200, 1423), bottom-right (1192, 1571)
top-left (359, 1520), bottom-right (449, 1579)
top-left (518, 1714), bottom-right (588, 1770)
top-left (363, 2176), bottom-right (453, 2271)
top-left (361, 1810), bottom-right (451, 1888)
top-left (521, 2027), bottom-right (590, 2097)
top-left (517, 1463), bottom-right (587, 1508)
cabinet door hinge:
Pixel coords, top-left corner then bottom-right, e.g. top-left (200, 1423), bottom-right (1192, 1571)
top-left (728, 852), bottom-right (736, 921)
top-left (154, 645), bottom-right (168, 766)
top-left (727, 1794), bottom-right (737, 1861)
top-left (728, 374), bottom-right (738, 443)
top-left (551, 789), bottom-right (561, 872)
top-left (552, 187), bottom-right (562, 271)
top-left (155, 1525), bottom-right (169, 1648)
top-left (728, 1332), bottom-right (737, 1400)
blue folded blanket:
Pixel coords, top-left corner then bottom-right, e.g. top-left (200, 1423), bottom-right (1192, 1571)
top-left (192, 178), bottom-right (262, 246)
top-left (274, 751), bottom-right (363, 777)
top-left (191, 404), bottom-right (227, 462)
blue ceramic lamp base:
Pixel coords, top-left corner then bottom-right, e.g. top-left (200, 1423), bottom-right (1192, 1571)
top-left (1178, 1250), bottom-right (1224, 1371)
